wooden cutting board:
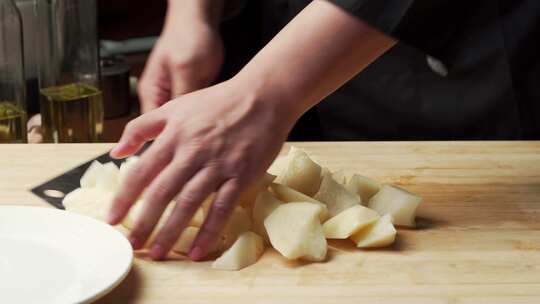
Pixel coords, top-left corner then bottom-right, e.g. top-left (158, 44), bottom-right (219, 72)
top-left (1, 142), bottom-right (539, 304)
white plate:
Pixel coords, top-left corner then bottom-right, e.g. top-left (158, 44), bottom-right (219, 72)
top-left (0, 206), bottom-right (133, 304)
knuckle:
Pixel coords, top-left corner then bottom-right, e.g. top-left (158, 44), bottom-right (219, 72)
top-left (211, 201), bottom-right (233, 218)
top-left (129, 164), bottom-right (146, 180)
top-left (170, 55), bottom-right (197, 72)
top-left (199, 225), bottom-right (220, 240)
top-left (150, 183), bottom-right (173, 203)
top-left (124, 119), bottom-right (137, 131)
top-left (178, 202), bottom-right (198, 216)
top-left (124, 121), bottom-right (142, 138)
top-left (176, 191), bottom-right (201, 206)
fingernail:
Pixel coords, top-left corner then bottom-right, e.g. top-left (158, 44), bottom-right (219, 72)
top-left (129, 236), bottom-right (142, 249)
top-left (189, 246), bottom-right (204, 261)
top-left (110, 144), bottom-right (123, 157)
top-left (150, 244), bottom-right (166, 260)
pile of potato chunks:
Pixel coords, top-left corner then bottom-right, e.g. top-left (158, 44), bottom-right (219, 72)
top-left (64, 146), bottom-right (422, 271)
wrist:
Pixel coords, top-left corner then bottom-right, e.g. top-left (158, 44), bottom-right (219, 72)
top-left (166, 0), bottom-right (224, 30)
top-left (229, 72), bottom-right (308, 129)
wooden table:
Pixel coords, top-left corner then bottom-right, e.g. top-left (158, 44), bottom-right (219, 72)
top-left (1, 142), bottom-right (540, 304)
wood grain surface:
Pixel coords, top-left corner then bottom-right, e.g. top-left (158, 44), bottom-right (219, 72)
top-left (1, 142), bottom-right (539, 304)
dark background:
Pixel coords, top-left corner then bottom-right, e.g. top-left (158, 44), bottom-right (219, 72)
top-left (98, 0), bottom-right (319, 141)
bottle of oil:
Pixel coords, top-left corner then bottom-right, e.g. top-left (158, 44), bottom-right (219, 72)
top-left (37, 0), bottom-right (103, 143)
top-left (14, 0), bottom-right (40, 115)
top-left (0, 0), bottom-right (27, 143)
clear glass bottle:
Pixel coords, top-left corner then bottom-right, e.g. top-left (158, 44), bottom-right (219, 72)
top-left (0, 0), bottom-right (27, 143)
top-left (14, 0), bottom-right (40, 115)
top-left (37, 0), bottom-right (103, 143)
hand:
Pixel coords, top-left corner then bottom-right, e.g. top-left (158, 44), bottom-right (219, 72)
top-left (107, 79), bottom-right (296, 261)
top-left (138, 19), bottom-right (224, 113)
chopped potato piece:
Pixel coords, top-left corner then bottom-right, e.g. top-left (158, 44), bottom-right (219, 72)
top-left (351, 214), bottom-right (396, 248)
top-left (80, 160), bottom-right (103, 188)
top-left (188, 207), bottom-right (205, 227)
top-left (200, 194), bottom-right (215, 214)
top-left (276, 147), bottom-right (322, 196)
top-left (63, 187), bottom-right (113, 221)
top-left (252, 190), bottom-right (283, 240)
top-left (212, 231), bottom-right (265, 271)
top-left (313, 171), bottom-right (361, 218)
top-left (95, 162), bottom-right (120, 193)
top-left (323, 205), bottom-right (380, 239)
top-left (269, 183), bottom-right (329, 222)
top-left (267, 155), bottom-right (289, 176)
top-left (221, 206), bottom-right (252, 249)
top-left (264, 202), bottom-right (327, 261)
top-left (119, 156), bottom-right (139, 186)
top-left (172, 226), bottom-right (199, 254)
top-left (237, 173), bottom-right (276, 208)
top-left (345, 174), bottom-right (381, 204)
top-left (368, 184), bottom-right (422, 227)
top-left (331, 170), bottom-right (348, 185)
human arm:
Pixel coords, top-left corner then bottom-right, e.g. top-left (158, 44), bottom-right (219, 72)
top-left (137, 0), bottom-right (225, 113)
top-left (107, 0), bottom-right (396, 261)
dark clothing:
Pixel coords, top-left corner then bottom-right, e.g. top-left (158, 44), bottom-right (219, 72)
top-left (221, 0), bottom-right (540, 140)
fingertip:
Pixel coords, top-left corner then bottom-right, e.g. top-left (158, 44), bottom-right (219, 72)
top-left (188, 246), bottom-right (205, 261)
top-left (129, 236), bottom-right (144, 250)
top-left (109, 142), bottom-right (143, 159)
top-left (106, 208), bottom-right (120, 225)
top-left (107, 198), bottom-right (129, 225)
top-left (110, 144), bottom-right (125, 159)
top-left (107, 214), bottom-right (123, 226)
top-left (149, 244), bottom-right (166, 260)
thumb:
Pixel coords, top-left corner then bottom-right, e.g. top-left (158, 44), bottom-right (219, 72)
top-left (111, 110), bottom-right (167, 159)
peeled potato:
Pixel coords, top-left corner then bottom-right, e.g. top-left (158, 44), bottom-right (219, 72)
top-left (237, 173), bottom-right (276, 208)
top-left (267, 155), bottom-right (289, 176)
top-left (346, 174), bottom-right (381, 204)
top-left (200, 194), bottom-right (215, 215)
top-left (95, 162), bottom-right (120, 193)
top-left (118, 156), bottom-right (139, 186)
top-left (351, 214), bottom-right (396, 248)
top-left (368, 184), bottom-right (422, 227)
top-left (63, 187), bottom-right (113, 221)
top-left (212, 231), bottom-right (265, 271)
top-left (252, 190), bottom-right (283, 241)
top-left (188, 208), bottom-right (205, 227)
top-left (80, 160), bottom-right (104, 188)
top-left (221, 206), bottom-right (252, 249)
top-left (276, 147), bottom-right (322, 196)
top-left (270, 183), bottom-right (319, 204)
top-left (264, 202), bottom-right (327, 261)
top-left (314, 171), bottom-right (361, 218)
top-left (172, 226), bottom-right (199, 254)
top-left (323, 205), bottom-right (380, 239)
top-left (269, 183), bottom-right (329, 222)
top-left (331, 170), bottom-right (348, 185)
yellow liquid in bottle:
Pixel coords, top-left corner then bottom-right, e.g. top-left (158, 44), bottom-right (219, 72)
top-left (0, 101), bottom-right (28, 143)
top-left (40, 83), bottom-right (104, 143)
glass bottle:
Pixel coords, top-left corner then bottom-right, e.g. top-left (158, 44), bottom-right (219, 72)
top-left (0, 0), bottom-right (27, 143)
top-left (14, 0), bottom-right (40, 115)
top-left (37, 0), bottom-right (103, 143)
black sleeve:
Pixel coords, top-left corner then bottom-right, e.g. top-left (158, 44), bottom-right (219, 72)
top-left (329, 0), bottom-right (414, 39)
